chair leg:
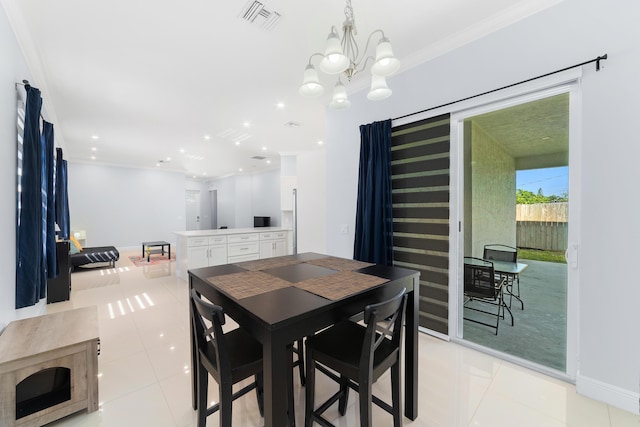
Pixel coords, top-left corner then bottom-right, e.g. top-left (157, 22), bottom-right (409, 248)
top-left (297, 338), bottom-right (306, 386)
top-left (196, 362), bottom-right (208, 427)
top-left (391, 362), bottom-right (402, 427)
top-left (338, 375), bottom-right (350, 416)
top-left (358, 378), bottom-right (373, 427)
top-left (219, 382), bottom-right (233, 427)
top-left (255, 372), bottom-right (264, 417)
top-left (287, 345), bottom-right (296, 427)
top-left (304, 349), bottom-right (316, 427)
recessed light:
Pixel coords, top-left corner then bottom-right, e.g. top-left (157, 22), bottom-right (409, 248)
top-left (202, 172), bottom-right (207, 176)
top-left (91, 135), bottom-right (99, 140)
top-left (179, 148), bottom-right (185, 153)
top-left (266, 159), bottom-right (271, 164)
top-left (262, 146), bottom-right (267, 151)
top-left (156, 163), bottom-right (160, 167)
top-left (91, 147), bottom-right (97, 151)
top-left (90, 156), bottom-right (96, 160)
top-left (203, 135), bottom-right (211, 140)
top-left (318, 140), bottom-right (324, 145)
top-left (238, 168), bottom-right (243, 172)
top-left (243, 121), bottom-right (251, 128)
top-left (166, 157), bottom-right (172, 161)
top-left (276, 102), bottom-right (285, 109)
top-left (235, 141), bottom-right (240, 146)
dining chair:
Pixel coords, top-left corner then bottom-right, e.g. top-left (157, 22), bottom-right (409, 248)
top-left (463, 257), bottom-right (513, 335)
top-left (483, 243), bottom-right (522, 309)
top-left (190, 289), bottom-right (296, 427)
top-left (304, 288), bottom-right (408, 427)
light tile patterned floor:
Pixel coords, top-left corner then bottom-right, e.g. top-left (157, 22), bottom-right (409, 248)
top-left (45, 251), bottom-right (640, 427)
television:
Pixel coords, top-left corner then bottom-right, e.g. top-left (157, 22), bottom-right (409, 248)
top-left (253, 216), bottom-right (271, 228)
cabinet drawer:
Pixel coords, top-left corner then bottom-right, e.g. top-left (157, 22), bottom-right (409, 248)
top-left (188, 237), bottom-right (209, 247)
top-left (228, 242), bottom-right (259, 257)
top-left (227, 233), bottom-right (259, 244)
top-left (260, 231), bottom-right (287, 240)
top-left (208, 236), bottom-right (227, 245)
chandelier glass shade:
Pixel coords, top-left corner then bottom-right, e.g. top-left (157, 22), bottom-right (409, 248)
top-left (299, 0), bottom-right (400, 109)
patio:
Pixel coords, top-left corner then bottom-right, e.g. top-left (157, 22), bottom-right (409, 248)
top-left (463, 259), bottom-right (568, 371)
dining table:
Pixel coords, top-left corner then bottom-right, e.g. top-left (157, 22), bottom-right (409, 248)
top-left (465, 257), bottom-right (528, 309)
top-left (188, 252), bottom-right (420, 427)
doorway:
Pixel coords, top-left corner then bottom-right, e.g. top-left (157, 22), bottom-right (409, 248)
top-left (453, 86), bottom-right (579, 378)
top-left (185, 190), bottom-right (201, 231)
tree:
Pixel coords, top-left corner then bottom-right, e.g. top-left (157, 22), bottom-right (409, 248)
top-left (516, 189), bottom-right (568, 204)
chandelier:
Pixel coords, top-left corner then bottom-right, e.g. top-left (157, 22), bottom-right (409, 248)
top-left (298, 0), bottom-right (400, 109)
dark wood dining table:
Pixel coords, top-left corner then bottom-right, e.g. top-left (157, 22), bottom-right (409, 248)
top-left (188, 252), bottom-right (420, 427)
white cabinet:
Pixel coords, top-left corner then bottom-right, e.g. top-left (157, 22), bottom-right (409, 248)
top-left (259, 231), bottom-right (288, 259)
top-left (227, 233), bottom-right (259, 263)
top-left (176, 229), bottom-right (291, 280)
top-left (187, 236), bottom-right (227, 269)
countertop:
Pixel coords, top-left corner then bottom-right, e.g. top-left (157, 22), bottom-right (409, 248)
top-left (174, 227), bottom-right (291, 237)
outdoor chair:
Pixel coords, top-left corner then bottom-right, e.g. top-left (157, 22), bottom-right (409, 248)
top-left (304, 288), bottom-right (408, 427)
top-left (463, 257), bottom-right (513, 335)
top-left (483, 244), bottom-right (523, 309)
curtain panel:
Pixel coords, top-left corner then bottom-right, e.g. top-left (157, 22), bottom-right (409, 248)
top-left (55, 147), bottom-right (70, 240)
top-left (43, 121), bottom-right (58, 279)
top-left (16, 86), bottom-right (45, 308)
top-left (353, 119), bottom-right (394, 265)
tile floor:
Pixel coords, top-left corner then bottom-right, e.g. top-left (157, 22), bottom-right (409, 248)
top-left (45, 251), bottom-right (639, 427)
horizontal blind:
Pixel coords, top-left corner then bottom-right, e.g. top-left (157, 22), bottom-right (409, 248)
top-left (391, 114), bottom-right (450, 335)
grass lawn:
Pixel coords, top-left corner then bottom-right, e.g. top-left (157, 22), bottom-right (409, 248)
top-left (518, 248), bottom-right (567, 263)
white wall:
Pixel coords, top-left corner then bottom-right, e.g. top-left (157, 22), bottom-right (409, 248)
top-left (210, 169), bottom-right (282, 229)
top-left (323, 0), bottom-right (640, 413)
top-left (67, 162), bottom-right (185, 248)
top-left (296, 150), bottom-right (326, 254)
top-left (250, 169), bottom-right (281, 227)
top-left (0, 4), bottom-right (44, 328)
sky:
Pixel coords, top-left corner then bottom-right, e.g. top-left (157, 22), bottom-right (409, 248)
top-left (516, 166), bottom-right (568, 197)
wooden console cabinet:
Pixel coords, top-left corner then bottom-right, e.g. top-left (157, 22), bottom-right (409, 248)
top-left (0, 307), bottom-right (99, 426)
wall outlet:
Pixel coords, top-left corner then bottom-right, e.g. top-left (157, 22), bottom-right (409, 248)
top-left (340, 224), bottom-right (348, 235)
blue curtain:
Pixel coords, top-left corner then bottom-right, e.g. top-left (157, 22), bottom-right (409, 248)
top-left (16, 86), bottom-right (45, 308)
top-left (55, 147), bottom-right (70, 240)
top-left (353, 119), bottom-right (394, 265)
top-left (43, 121), bottom-right (57, 279)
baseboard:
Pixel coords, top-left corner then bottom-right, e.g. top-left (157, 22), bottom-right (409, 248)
top-left (576, 373), bottom-right (640, 415)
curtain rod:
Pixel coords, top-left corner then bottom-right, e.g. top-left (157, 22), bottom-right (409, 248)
top-left (393, 53), bottom-right (608, 121)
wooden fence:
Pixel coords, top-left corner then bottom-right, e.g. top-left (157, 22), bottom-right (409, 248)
top-left (516, 203), bottom-right (568, 251)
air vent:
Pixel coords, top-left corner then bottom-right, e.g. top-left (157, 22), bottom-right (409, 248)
top-left (239, 1), bottom-right (282, 31)
top-left (251, 155), bottom-right (267, 160)
top-left (216, 128), bottom-right (252, 144)
top-left (284, 121), bottom-right (300, 128)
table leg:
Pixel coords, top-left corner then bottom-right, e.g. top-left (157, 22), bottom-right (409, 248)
top-left (262, 338), bottom-right (290, 427)
top-left (141, 244), bottom-right (144, 258)
top-left (404, 276), bottom-right (419, 420)
top-left (168, 244), bottom-right (171, 261)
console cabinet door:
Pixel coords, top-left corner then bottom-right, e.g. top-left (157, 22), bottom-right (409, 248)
top-left (209, 245), bottom-right (228, 266)
top-left (188, 246), bottom-right (209, 269)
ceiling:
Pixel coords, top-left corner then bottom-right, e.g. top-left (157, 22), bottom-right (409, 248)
top-left (3, 0), bottom-right (562, 180)
top-left (469, 93), bottom-right (569, 170)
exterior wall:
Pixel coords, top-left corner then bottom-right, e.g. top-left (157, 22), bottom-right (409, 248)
top-left (470, 121), bottom-right (516, 257)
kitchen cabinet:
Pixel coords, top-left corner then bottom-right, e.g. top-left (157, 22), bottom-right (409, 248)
top-left (259, 231), bottom-right (288, 259)
top-left (175, 228), bottom-right (291, 280)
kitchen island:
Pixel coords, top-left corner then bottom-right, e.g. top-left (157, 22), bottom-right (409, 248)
top-left (174, 227), bottom-right (292, 280)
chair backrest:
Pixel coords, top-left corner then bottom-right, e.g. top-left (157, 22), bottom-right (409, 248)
top-left (190, 288), bottom-right (231, 382)
top-left (463, 257), bottom-right (498, 299)
top-left (483, 244), bottom-right (517, 263)
top-left (361, 288), bottom-right (408, 370)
